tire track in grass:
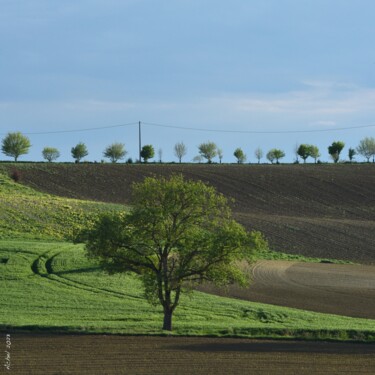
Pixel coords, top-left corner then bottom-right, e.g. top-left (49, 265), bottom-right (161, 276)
top-left (30, 249), bottom-right (143, 301)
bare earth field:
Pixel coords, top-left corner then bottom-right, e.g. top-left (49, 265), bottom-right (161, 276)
top-left (7, 163), bottom-right (375, 263)
top-left (199, 261), bottom-right (375, 319)
top-left (7, 334), bottom-right (375, 375)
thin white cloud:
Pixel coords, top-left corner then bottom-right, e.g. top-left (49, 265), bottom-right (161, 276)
top-left (207, 82), bottom-right (375, 117)
top-left (309, 120), bottom-right (337, 127)
top-left (63, 100), bottom-right (136, 112)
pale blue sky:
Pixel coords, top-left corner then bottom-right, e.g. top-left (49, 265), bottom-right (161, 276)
top-left (2, 0), bottom-right (375, 162)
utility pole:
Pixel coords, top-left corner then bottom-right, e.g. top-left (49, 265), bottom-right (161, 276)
top-left (139, 121), bottom-right (142, 163)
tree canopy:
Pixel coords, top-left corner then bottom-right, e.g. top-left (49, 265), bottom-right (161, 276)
top-left (71, 142), bottom-right (88, 163)
top-left (140, 145), bottom-right (155, 163)
top-left (79, 175), bottom-right (267, 331)
top-left (348, 148), bottom-right (357, 162)
top-left (103, 143), bottom-right (127, 163)
top-left (328, 141), bottom-right (345, 163)
top-left (1, 132), bottom-right (31, 162)
top-left (356, 137), bottom-right (375, 162)
top-left (233, 148), bottom-right (246, 164)
top-left (309, 145), bottom-right (320, 163)
top-left (174, 142), bottom-right (187, 163)
top-left (42, 147), bottom-right (60, 162)
top-left (297, 144), bottom-right (311, 163)
top-left (198, 142), bottom-right (217, 163)
top-left (267, 149), bottom-right (285, 164)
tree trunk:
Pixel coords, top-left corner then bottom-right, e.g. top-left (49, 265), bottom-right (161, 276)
top-left (163, 309), bottom-right (173, 331)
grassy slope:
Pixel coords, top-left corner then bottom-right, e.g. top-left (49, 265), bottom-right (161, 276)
top-left (0, 172), bottom-right (124, 240)
top-left (1, 240), bottom-right (374, 341)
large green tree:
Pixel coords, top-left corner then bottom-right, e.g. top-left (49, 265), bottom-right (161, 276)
top-left (103, 143), bottom-right (127, 163)
top-left (1, 132), bottom-right (31, 162)
top-left (79, 175), bottom-right (267, 331)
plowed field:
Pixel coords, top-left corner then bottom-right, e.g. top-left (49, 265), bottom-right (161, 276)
top-left (199, 260), bottom-right (375, 319)
top-left (6, 163), bottom-right (375, 263)
top-left (7, 334), bottom-right (375, 375)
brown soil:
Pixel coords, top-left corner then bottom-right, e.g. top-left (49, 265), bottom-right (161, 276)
top-left (7, 333), bottom-right (375, 375)
top-left (5, 163), bottom-right (375, 264)
top-left (199, 261), bottom-right (375, 319)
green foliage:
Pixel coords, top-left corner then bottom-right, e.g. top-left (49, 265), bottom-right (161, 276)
top-left (328, 141), bottom-right (345, 163)
top-left (348, 148), bottom-right (357, 162)
top-left (71, 142), bottom-right (88, 163)
top-left (103, 143), bottom-right (127, 163)
top-left (297, 144), bottom-right (311, 162)
top-left (252, 246), bottom-right (353, 264)
top-left (1, 240), bottom-right (374, 340)
top-left (140, 145), bottom-right (155, 163)
top-left (1, 132), bottom-right (31, 162)
top-left (267, 149), bottom-right (285, 164)
top-left (309, 145), bottom-right (320, 163)
top-left (356, 137), bottom-right (375, 162)
top-left (81, 174), bottom-right (266, 330)
top-left (233, 148), bottom-right (246, 164)
top-left (198, 142), bottom-right (217, 163)
top-left (42, 147), bottom-right (60, 162)
top-left (297, 144), bottom-right (320, 163)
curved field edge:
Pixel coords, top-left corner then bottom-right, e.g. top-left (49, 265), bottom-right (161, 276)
top-left (0, 171), bottom-right (350, 264)
top-left (1, 162), bottom-right (374, 263)
top-left (1, 240), bottom-right (374, 342)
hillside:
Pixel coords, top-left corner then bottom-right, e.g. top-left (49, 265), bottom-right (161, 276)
top-left (1, 163), bottom-right (374, 263)
top-left (0, 171), bottom-right (123, 240)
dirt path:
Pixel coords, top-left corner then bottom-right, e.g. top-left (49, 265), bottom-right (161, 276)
top-left (199, 261), bottom-right (375, 319)
top-left (5, 334), bottom-right (375, 374)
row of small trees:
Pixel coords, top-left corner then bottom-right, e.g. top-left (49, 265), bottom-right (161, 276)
top-left (0, 132), bottom-right (156, 163)
top-left (2, 131), bottom-right (375, 163)
top-left (192, 140), bottom-right (375, 164)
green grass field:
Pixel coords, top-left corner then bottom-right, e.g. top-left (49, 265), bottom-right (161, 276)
top-left (1, 239), bottom-right (374, 341)
top-left (0, 172), bottom-right (124, 240)
top-left (0, 170), bottom-right (374, 341)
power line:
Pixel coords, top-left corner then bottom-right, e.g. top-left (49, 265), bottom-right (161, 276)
top-left (0, 122), bottom-right (138, 136)
top-left (2, 121), bottom-right (375, 136)
top-left (142, 121), bottom-right (375, 134)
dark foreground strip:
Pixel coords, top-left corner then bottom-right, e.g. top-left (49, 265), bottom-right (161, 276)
top-left (5, 333), bottom-right (375, 375)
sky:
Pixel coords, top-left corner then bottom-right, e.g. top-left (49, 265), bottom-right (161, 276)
top-left (1, 0), bottom-right (375, 163)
